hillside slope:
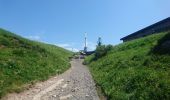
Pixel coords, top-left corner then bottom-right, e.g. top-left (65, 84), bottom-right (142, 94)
top-left (85, 31), bottom-right (170, 100)
top-left (0, 28), bottom-right (72, 97)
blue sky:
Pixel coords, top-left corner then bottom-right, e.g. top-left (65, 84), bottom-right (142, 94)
top-left (0, 0), bottom-right (170, 51)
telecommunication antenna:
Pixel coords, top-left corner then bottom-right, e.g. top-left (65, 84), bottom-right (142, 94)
top-left (84, 32), bottom-right (87, 52)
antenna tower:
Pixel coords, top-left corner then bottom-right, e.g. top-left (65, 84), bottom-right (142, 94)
top-left (84, 33), bottom-right (87, 52)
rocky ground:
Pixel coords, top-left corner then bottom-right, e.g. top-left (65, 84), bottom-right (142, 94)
top-left (3, 59), bottom-right (99, 100)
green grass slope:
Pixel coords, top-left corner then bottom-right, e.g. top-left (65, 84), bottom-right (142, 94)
top-left (85, 31), bottom-right (170, 100)
top-left (0, 28), bottom-right (72, 97)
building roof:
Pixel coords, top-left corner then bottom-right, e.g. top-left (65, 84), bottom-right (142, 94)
top-left (120, 17), bottom-right (170, 40)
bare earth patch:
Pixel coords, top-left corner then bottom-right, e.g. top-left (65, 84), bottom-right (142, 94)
top-left (0, 45), bottom-right (5, 49)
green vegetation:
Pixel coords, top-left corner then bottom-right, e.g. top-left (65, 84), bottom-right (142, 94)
top-left (0, 28), bottom-right (72, 97)
top-left (94, 45), bottom-right (113, 60)
top-left (85, 31), bottom-right (170, 100)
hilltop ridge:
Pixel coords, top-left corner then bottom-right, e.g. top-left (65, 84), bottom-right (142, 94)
top-left (85, 31), bottom-right (170, 100)
top-left (0, 28), bottom-right (72, 98)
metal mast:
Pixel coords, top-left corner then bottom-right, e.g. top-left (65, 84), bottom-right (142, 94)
top-left (84, 32), bottom-right (87, 53)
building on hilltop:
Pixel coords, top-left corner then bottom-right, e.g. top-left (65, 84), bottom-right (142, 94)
top-left (121, 17), bottom-right (170, 42)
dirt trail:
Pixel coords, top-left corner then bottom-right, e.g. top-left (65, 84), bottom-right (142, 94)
top-left (3, 59), bottom-right (99, 100)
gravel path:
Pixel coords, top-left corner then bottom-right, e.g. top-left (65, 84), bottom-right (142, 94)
top-left (3, 59), bottom-right (99, 100)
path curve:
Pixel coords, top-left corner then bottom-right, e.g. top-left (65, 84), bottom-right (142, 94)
top-left (3, 59), bottom-right (99, 100)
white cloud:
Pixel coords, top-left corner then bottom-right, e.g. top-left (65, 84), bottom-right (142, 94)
top-left (80, 42), bottom-right (96, 51)
top-left (56, 43), bottom-right (79, 52)
top-left (81, 41), bottom-right (96, 51)
top-left (26, 35), bottom-right (41, 41)
top-left (65, 48), bottom-right (79, 52)
top-left (87, 42), bottom-right (96, 51)
top-left (57, 43), bottom-right (70, 48)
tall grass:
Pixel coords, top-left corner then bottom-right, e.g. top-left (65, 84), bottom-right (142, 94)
top-left (85, 31), bottom-right (170, 100)
top-left (0, 28), bottom-right (73, 98)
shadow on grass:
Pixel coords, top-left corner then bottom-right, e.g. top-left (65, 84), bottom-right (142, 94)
top-left (152, 32), bottom-right (170, 55)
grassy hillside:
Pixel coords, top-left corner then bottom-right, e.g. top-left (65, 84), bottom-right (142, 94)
top-left (0, 28), bottom-right (72, 97)
top-left (85, 31), bottom-right (170, 100)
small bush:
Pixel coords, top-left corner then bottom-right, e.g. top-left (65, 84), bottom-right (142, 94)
top-left (94, 45), bottom-right (113, 60)
top-left (0, 37), bottom-right (11, 46)
top-left (12, 49), bottom-right (25, 56)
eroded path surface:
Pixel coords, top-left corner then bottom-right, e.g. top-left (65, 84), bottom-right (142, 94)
top-left (3, 59), bottom-right (99, 100)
